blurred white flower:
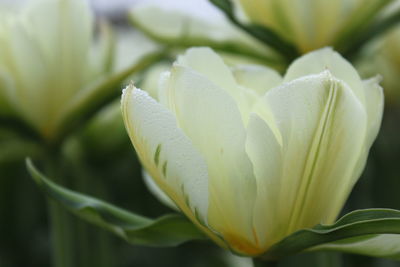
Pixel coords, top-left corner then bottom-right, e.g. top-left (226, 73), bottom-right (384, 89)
top-left (237, 0), bottom-right (392, 53)
top-left (129, 0), bottom-right (283, 66)
top-left (0, 0), bottom-right (113, 139)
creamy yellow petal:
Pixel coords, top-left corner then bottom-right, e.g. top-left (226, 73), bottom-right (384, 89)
top-left (121, 85), bottom-right (209, 225)
top-left (309, 0), bottom-right (342, 49)
top-left (245, 113), bottom-right (283, 251)
top-left (0, 0), bottom-right (94, 136)
top-left (284, 47), bottom-right (365, 104)
top-left (156, 70), bottom-right (172, 108)
top-left (25, 0), bottom-right (93, 89)
top-left (140, 63), bottom-right (170, 101)
top-left (165, 65), bottom-right (258, 254)
top-left (238, 0), bottom-right (294, 42)
top-left (176, 47), bottom-right (238, 92)
top-left (265, 71), bottom-right (367, 236)
top-left (326, 77), bottom-right (384, 222)
top-left (231, 64), bottom-right (282, 96)
top-left (0, 18), bottom-right (49, 130)
top-left (362, 77), bottom-right (384, 148)
top-left (176, 47), bottom-right (258, 124)
top-left (237, 0), bottom-right (389, 52)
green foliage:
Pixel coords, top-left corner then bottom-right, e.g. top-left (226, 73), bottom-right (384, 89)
top-left (262, 209), bottom-right (400, 260)
top-left (26, 158), bottom-right (206, 247)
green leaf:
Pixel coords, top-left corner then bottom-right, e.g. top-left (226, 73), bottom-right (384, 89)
top-left (26, 158), bottom-right (206, 247)
top-left (209, 0), bottom-right (299, 62)
top-left (262, 209), bottom-right (400, 260)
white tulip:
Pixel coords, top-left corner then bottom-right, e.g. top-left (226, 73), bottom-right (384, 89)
top-left (0, 0), bottom-right (112, 139)
top-left (236, 0), bottom-right (391, 53)
top-left (122, 47), bottom-right (383, 255)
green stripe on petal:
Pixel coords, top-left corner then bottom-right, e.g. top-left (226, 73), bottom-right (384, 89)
top-left (121, 85), bottom-right (210, 231)
top-left (283, 47), bottom-right (365, 105)
top-left (265, 71), bottom-right (367, 237)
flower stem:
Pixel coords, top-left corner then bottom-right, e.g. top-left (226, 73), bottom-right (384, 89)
top-left (45, 150), bottom-right (75, 267)
top-left (44, 146), bottom-right (115, 267)
top-left (48, 200), bottom-right (75, 267)
top-left (71, 156), bottom-right (114, 267)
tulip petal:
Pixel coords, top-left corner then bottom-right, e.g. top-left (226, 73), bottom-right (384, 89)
top-left (237, 0), bottom-right (293, 42)
top-left (121, 85), bottom-right (209, 227)
top-left (166, 65), bottom-right (258, 253)
top-left (25, 0), bottom-right (93, 92)
top-left (0, 0), bottom-right (94, 136)
top-left (284, 48), bottom-right (365, 104)
top-left (176, 47), bottom-right (237, 91)
top-left (232, 64), bottom-right (282, 96)
top-left (0, 19), bottom-right (49, 129)
top-left (266, 71), bottom-right (367, 235)
top-left (326, 77), bottom-right (385, 221)
top-left (363, 77), bottom-right (384, 148)
top-left (140, 63), bottom-right (170, 100)
top-left (245, 114), bottom-right (283, 250)
top-left (176, 47), bottom-right (258, 123)
top-left (237, 0), bottom-right (389, 53)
